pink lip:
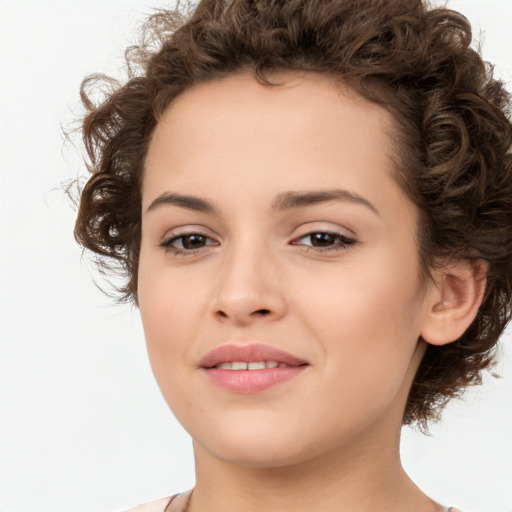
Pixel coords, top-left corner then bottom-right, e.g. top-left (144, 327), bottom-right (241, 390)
top-left (199, 343), bottom-right (308, 368)
top-left (199, 344), bottom-right (309, 394)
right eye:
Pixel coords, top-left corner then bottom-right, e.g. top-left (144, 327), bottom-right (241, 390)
top-left (161, 233), bottom-right (218, 254)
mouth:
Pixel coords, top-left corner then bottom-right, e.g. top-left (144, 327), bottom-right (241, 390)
top-left (199, 343), bottom-right (309, 369)
top-left (200, 344), bottom-right (309, 393)
top-left (209, 361), bottom-right (298, 370)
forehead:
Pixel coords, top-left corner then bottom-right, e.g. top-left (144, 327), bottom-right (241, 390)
top-left (158, 70), bottom-right (386, 123)
top-left (145, 71), bottom-right (394, 181)
top-left (142, 70), bottom-right (412, 225)
top-left (150, 71), bottom-right (394, 147)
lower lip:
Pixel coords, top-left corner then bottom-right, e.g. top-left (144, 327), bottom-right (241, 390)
top-left (202, 366), bottom-right (308, 393)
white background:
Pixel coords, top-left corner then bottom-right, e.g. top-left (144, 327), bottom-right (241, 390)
top-left (1, 1), bottom-right (511, 511)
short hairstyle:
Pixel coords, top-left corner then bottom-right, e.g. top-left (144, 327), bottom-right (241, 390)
top-left (74, 0), bottom-right (512, 428)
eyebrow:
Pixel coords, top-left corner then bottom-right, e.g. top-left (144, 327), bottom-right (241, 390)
top-left (146, 189), bottom-right (379, 216)
top-left (271, 190), bottom-right (379, 215)
top-left (147, 193), bottom-right (215, 213)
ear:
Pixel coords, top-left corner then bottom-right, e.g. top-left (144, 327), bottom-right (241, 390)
top-left (420, 258), bottom-right (488, 346)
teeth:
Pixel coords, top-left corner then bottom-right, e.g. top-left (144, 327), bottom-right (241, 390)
top-left (248, 361), bottom-right (265, 370)
top-left (214, 361), bottom-right (286, 370)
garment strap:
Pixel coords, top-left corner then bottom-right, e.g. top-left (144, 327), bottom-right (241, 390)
top-left (164, 490), bottom-right (193, 512)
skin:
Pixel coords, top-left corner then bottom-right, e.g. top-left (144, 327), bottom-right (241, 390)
top-left (138, 71), bottom-right (474, 512)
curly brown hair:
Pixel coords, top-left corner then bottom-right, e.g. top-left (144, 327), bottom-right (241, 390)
top-left (74, 0), bottom-right (512, 428)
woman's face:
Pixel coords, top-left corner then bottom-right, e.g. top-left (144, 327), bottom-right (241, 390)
top-left (138, 71), bottom-right (432, 467)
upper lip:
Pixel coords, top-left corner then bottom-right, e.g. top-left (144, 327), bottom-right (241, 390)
top-left (199, 343), bottom-right (309, 368)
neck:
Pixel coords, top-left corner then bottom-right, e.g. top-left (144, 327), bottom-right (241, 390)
top-left (187, 424), bottom-right (442, 512)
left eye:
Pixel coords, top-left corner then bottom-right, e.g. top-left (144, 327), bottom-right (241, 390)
top-left (293, 231), bottom-right (355, 251)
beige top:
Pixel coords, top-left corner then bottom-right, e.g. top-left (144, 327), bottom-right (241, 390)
top-left (123, 492), bottom-right (192, 512)
top-left (124, 491), bottom-right (463, 512)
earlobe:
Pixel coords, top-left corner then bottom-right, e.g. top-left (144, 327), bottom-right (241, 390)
top-left (420, 259), bottom-right (488, 346)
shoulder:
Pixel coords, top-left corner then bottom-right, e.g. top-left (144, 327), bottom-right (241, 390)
top-left (122, 490), bottom-right (192, 512)
top-left (123, 497), bottom-right (171, 512)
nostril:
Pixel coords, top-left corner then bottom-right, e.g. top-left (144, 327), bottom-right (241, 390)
top-left (214, 307), bottom-right (276, 322)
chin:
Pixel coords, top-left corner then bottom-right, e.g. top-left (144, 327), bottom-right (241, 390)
top-left (207, 439), bottom-right (311, 469)
top-left (192, 416), bottom-right (333, 470)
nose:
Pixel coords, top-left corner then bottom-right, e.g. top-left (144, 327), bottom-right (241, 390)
top-left (211, 241), bottom-right (287, 326)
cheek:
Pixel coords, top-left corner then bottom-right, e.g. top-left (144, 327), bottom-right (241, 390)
top-left (293, 253), bottom-right (425, 392)
top-left (137, 255), bottom-right (207, 382)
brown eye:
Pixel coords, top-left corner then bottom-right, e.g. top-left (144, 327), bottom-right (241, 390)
top-left (179, 234), bottom-right (208, 249)
top-left (162, 233), bottom-right (218, 253)
top-left (293, 231), bottom-right (356, 252)
top-left (308, 232), bottom-right (338, 247)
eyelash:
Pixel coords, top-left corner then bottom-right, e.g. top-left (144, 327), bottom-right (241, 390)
top-left (160, 230), bottom-right (356, 256)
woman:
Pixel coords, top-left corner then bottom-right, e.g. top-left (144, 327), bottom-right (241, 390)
top-left (74, 0), bottom-right (512, 510)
